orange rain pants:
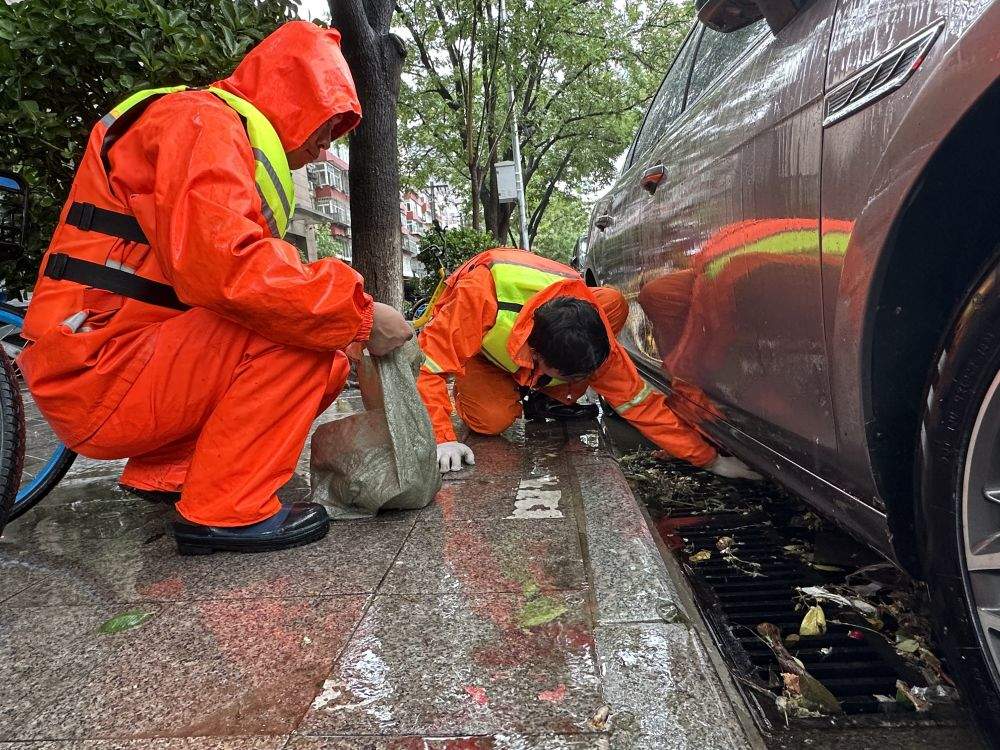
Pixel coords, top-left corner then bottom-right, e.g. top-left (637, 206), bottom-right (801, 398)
top-left (78, 308), bottom-right (349, 527)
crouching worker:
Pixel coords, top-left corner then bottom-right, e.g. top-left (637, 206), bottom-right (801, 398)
top-left (18, 22), bottom-right (413, 554)
top-left (416, 248), bottom-right (760, 480)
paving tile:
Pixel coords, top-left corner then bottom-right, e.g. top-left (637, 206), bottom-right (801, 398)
top-left (5, 520), bottom-right (413, 607)
top-left (595, 623), bottom-right (749, 750)
top-left (573, 461), bottom-right (683, 624)
top-left (286, 735), bottom-right (609, 749)
top-left (420, 447), bottom-right (575, 524)
top-left (298, 591), bottom-right (602, 737)
top-left (2, 596), bottom-right (367, 741)
top-left (381, 519), bottom-right (585, 595)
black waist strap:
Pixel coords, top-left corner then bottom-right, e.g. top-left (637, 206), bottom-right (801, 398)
top-left (44, 253), bottom-right (189, 312)
top-left (65, 201), bottom-right (149, 245)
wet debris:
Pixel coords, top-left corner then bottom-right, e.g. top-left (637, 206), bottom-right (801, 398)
top-left (620, 447), bottom-right (961, 721)
top-left (620, 450), bottom-right (787, 517)
top-left (757, 622), bottom-right (842, 717)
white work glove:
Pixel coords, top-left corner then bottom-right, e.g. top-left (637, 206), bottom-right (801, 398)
top-left (705, 454), bottom-right (762, 481)
top-left (437, 441), bottom-right (476, 473)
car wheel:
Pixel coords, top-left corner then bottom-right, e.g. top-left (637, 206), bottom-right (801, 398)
top-left (919, 259), bottom-right (1000, 746)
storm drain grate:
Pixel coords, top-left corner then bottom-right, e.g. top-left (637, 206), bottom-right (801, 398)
top-left (670, 514), bottom-right (922, 716)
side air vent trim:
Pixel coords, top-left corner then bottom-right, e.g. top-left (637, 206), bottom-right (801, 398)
top-left (823, 20), bottom-right (944, 127)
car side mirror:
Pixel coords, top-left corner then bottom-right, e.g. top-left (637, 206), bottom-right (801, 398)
top-left (696, 0), bottom-right (801, 34)
top-left (0, 173), bottom-right (28, 261)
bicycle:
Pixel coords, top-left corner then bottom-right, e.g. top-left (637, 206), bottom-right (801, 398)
top-left (0, 173), bottom-right (77, 533)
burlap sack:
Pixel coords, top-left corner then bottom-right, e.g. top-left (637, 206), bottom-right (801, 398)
top-left (310, 339), bottom-right (441, 519)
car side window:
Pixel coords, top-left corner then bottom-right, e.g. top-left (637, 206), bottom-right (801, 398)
top-left (630, 29), bottom-right (699, 164)
top-left (686, 19), bottom-right (767, 107)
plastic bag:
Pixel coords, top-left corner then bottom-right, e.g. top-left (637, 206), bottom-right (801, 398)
top-left (310, 339), bottom-right (441, 518)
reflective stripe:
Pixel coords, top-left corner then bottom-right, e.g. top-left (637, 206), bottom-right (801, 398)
top-left (422, 355), bottom-right (444, 374)
top-left (105, 259), bottom-right (137, 274)
top-left (614, 382), bottom-right (654, 414)
top-left (99, 113), bottom-right (116, 128)
top-left (253, 148), bottom-right (291, 218)
top-left (259, 196), bottom-right (280, 237)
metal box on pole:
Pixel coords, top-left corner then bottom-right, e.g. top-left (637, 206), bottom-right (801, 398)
top-left (495, 161), bottom-right (518, 204)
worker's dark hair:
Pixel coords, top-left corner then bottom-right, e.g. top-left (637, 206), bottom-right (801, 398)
top-left (528, 297), bottom-right (610, 377)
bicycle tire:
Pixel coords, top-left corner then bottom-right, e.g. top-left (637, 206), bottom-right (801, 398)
top-left (0, 347), bottom-right (24, 534)
top-left (0, 302), bottom-right (77, 523)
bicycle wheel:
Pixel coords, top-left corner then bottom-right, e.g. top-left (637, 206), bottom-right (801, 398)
top-left (0, 346), bottom-right (24, 533)
top-left (0, 303), bottom-right (76, 523)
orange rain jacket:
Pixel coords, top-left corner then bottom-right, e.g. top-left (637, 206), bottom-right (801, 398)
top-left (19, 22), bottom-right (371, 525)
top-left (416, 249), bottom-right (719, 467)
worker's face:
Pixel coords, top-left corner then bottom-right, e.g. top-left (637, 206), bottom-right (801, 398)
top-left (286, 114), bottom-right (345, 169)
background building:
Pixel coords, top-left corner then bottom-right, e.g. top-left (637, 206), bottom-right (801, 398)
top-left (307, 142), bottom-right (352, 262)
top-left (307, 144), bottom-right (454, 277)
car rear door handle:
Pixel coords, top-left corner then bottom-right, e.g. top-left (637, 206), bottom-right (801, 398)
top-left (640, 164), bottom-right (666, 194)
top-left (595, 214), bottom-right (615, 231)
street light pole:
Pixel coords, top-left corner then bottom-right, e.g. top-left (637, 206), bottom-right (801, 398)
top-left (497, 0), bottom-right (530, 251)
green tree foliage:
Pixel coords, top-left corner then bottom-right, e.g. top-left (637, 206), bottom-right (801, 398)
top-left (413, 226), bottom-right (495, 298)
top-left (0, 0), bottom-right (298, 290)
top-left (531, 191), bottom-right (588, 265)
top-left (396, 0), bottom-right (693, 247)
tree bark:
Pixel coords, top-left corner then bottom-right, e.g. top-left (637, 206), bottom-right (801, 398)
top-left (331, 0), bottom-right (406, 310)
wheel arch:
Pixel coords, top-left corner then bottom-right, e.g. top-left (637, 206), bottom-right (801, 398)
top-left (866, 79), bottom-right (1000, 573)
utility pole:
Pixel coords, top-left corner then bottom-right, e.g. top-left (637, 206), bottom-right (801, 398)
top-left (497, 0), bottom-right (530, 251)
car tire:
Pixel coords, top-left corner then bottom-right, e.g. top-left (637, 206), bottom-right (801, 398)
top-left (919, 259), bottom-right (1000, 747)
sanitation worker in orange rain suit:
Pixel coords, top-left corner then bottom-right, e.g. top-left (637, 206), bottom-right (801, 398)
top-left (416, 248), bottom-right (761, 480)
top-left (19, 21), bottom-right (413, 554)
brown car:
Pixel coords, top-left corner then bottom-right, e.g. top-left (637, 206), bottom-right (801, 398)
top-left (585, 0), bottom-right (1000, 738)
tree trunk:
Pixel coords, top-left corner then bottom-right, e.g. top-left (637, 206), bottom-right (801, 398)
top-left (331, 1), bottom-right (406, 310)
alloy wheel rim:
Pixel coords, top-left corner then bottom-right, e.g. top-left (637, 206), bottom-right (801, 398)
top-left (961, 363), bottom-right (1000, 690)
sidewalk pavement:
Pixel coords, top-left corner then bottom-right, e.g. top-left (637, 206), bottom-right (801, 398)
top-left (0, 393), bottom-right (752, 749)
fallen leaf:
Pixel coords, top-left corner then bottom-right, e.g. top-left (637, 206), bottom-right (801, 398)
top-left (848, 629), bottom-right (865, 640)
top-left (809, 563), bottom-right (846, 573)
top-left (690, 549), bottom-right (712, 563)
top-left (588, 703), bottom-right (612, 730)
top-left (799, 605), bottom-right (826, 637)
top-left (516, 595), bottom-right (568, 629)
top-left (895, 638), bottom-right (919, 654)
top-left (716, 536), bottom-right (734, 551)
top-left (797, 586), bottom-right (878, 616)
top-left (756, 623), bottom-right (842, 714)
top-left (98, 610), bottom-right (154, 634)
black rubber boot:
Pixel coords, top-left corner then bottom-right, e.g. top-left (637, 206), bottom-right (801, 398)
top-left (119, 484), bottom-right (182, 504)
top-left (172, 501), bottom-right (330, 555)
top-left (522, 391), bottom-right (600, 422)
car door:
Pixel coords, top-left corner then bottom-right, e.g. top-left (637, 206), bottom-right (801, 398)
top-left (622, 1), bottom-right (843, 470)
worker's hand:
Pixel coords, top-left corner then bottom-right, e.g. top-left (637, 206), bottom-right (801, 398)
top-left (367, 302), bottom-right (413, 357)
top-left (704, 454), bottom-right (762, 481)
top-left (437, 441), bottom-right (475, 473)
